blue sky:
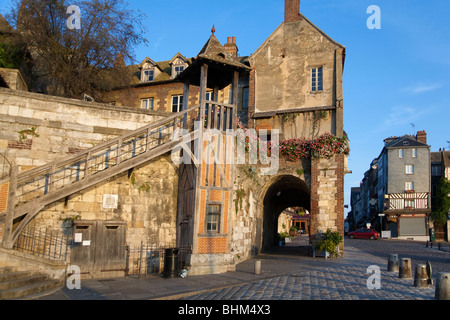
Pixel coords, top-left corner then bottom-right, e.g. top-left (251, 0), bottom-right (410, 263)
top-left (1, 0), bottom-right (449, 216)
top-left (129, 0), bottom-right (450, 216)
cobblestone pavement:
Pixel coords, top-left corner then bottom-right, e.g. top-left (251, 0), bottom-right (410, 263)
top-left (39, 237), bottom-right (449, 301)
top-left (183, 237), bottom-right (448, 301)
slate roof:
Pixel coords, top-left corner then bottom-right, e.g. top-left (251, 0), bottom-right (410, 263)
top-left (443, 151), bottom-right (450, 168)
top-left (384, 135), bottom-right (429, 149)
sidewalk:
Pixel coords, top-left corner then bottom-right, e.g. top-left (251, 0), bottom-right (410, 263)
top-left (38, 236), bottom-right (440, 300)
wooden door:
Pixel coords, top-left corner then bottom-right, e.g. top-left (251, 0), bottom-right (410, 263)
top-left (71, 221), bottom-right (126, 279)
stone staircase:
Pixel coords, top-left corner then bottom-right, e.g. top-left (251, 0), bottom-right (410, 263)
top-left (0, 267), bottom-right (62, 300)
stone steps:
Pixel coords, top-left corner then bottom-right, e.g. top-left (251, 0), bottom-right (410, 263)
top-left (0, 267), bottom-right (62, 300)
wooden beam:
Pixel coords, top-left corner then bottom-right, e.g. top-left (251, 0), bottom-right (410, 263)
top-left (2, 162), bottom-right (17, 249)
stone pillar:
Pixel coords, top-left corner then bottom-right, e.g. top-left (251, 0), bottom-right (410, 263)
top-left (399, 258), bottom-right (412, 279)
top-left (387, 254), bottom-right (399, 272)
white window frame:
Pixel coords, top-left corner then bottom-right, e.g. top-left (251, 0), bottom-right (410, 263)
top-left (311, 66), bottom-right (323, 92)
top-left (172, 95), bottom-right (184, 113)
top-left (141, 98), bottom-right (154, 110)
top-left (142, 69), bottom-right (154, 82)
top-left (412, 148), bottom-right (417, 158)
top-left (405, 165), bottom-right (414, 175)
top-left (174, 65), bottom-right (185, 77)
top-left (405, 200), bottom-right (415, 209)
top-left (405, 181), bottom-right (414, 191)
top-left (399, 149), bottom-right (404, 158)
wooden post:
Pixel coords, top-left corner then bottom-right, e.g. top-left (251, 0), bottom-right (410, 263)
top-left (2, 162), bottom-right (18, 249)
top-left (232, 70), bottom-right (239, 130)
top-left (182, 80), bottom-right (190, 130)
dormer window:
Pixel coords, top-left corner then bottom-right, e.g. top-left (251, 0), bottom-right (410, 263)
top-left (169, 53), bottom-right (189, 79)
top-left (143, 69), bottom-right (154, 82)
top-left (139, 57), bottom-right (160, 83)
top-left (174, 65), bottom-right (185, 77)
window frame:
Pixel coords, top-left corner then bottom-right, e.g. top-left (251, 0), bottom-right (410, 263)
top-left (399, 149), bottom-right (404, 158)
top-left (142, 69), bottom-right (154, 82)
top-left (141, 97), bottom-right (154, 110)
top-left (311, 66), bottom-right (324, 92)
top-left (206, 204), bottom-right (221, 233)
top-left (172, 95), bottom-right (184, 113)
top-left (405, 181), bottom-right (415, 192)
top-left (405, 165), bottom-right (415, 175)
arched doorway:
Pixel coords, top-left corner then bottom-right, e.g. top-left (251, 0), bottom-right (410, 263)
top-left (261, 175), bottom-right (311, 253)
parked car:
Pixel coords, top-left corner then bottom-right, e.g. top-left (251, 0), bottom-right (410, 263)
top-left (348, 228), bottom-right (380, 240)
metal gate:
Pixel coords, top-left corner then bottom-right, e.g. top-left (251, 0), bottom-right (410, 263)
top-left (71, 220), bottom-right (126, 279)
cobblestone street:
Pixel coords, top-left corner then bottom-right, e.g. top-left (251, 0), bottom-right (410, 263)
top-left (183, 236), bottom-right (448, 301)
top-left (40, 236), bottom-right (449, 302)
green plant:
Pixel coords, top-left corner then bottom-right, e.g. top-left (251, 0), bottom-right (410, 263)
top-left (290, 226), bottom-right (297, 232)
top-left (62, 214), bottom-right (81, 227)
top-left (315, 229), bottom-right (343, 256)
top-left (18, 127), bottom-right (39, 141)
top-left (138, 183), bottom-right (150, 193)
top-left (278, 232), bottom-right (289, 239)
top-left (234, 188), bottom-right (246, 214)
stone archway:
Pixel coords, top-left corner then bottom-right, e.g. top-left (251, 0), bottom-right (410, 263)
top-left (261, 175), bottom-right (311, 252)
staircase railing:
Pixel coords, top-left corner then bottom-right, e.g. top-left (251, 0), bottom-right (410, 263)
top-left (11, 104), bottom-right (199, 207)
top-left (0, 104), bottom-right (202, 247)
top-left (0, 153), bottom-right (11, 182)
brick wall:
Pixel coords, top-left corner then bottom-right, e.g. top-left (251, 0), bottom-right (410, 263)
top-left (0, 182), bottom-right (8, 213)
top-left (285, 0), bottom-right (302, 23)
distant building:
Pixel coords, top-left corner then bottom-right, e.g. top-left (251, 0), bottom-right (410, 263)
top-left (351, 131), bottom-right (431, 240)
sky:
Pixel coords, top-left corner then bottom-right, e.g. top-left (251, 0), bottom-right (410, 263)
top-left (1, 0), bottom-right (449, 217)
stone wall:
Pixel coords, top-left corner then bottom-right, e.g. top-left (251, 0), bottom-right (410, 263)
top-left (0, 87), bottom-right (179, 250)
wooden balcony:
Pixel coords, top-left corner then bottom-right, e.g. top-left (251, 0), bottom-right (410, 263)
top-left (384, 192), bottom-right (430, 212)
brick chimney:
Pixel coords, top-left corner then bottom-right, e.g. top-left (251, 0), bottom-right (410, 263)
top-left (416, 130), bottom-right (427, 144)
top-left (224, 36), bottom-right (238, 57)
top-left (285, 0), bottom-right (301, 23)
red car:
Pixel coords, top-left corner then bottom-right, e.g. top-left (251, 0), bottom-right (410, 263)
top-left (348, 228), bottom-right (380, 240)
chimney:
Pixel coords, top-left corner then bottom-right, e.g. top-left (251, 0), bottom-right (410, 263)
top-left (285, 0), bottom-right (301, 23)
top-left (416, 130), bottom-right (427, 145)
top-left (224, 36), bottom-right (238, 57)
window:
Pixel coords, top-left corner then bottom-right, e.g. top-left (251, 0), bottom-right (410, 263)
top-left (142, 69), bottom-right (154, 82)
top-left (206, 204), bottom-right (221, 233)
top-left (141, 98), bottom-right (154, 110)
top-left (242, 87), bottom-right (249, 109)
top-left (311, 67), bottom-right (323, 92)
top-left (412, 148), bottom-right (417, 158)
top-left (399, 149), bottom-right (404, 158)
top-left (405, 165), bottom-right (414, 174)
top-left (405, 200), bottom-right (415, 209)
top-left (405, 182), bottom-right (414, 191)
top-left (432, 165), bottom-right (441, 176)
top-left (172, 95), bottom-right (184, 113)
top-left (174, 66), bottom-right (184, 77)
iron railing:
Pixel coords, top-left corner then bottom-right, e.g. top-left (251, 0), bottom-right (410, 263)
top-left (125, 242), bottom-right (192, 278)
top-left (13, 223), bottom-right (71, 262)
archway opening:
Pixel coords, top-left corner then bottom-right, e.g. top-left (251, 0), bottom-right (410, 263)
top-left (262, 175), bottom-right (311, 255)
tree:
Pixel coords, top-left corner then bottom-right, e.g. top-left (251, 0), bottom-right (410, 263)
top-left (432, 177), bottom-right (450, 225)
top-left (7, 0), bottom-right (147, 99)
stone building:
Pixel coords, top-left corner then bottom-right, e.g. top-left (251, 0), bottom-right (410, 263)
top-left (0, 0), bottom-right (349, 279)
top-left (350, 131), bottom-right (431, 241)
